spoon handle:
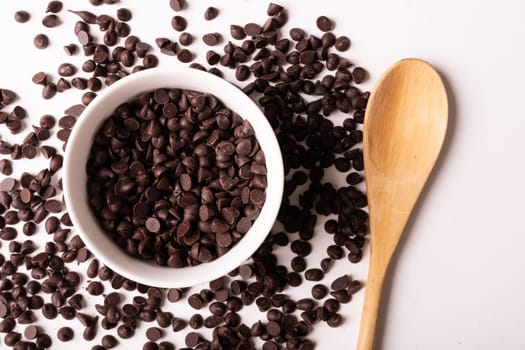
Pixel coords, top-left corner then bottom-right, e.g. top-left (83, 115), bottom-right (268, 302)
top-left (356, 258), bottom-right (388, 350)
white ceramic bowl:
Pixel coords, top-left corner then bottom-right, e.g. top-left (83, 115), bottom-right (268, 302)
top-left (63, 68), bottom-right (284, 288)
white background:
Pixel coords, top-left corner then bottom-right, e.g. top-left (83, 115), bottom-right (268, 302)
top-left (0, 0), bottom-right (524, 349)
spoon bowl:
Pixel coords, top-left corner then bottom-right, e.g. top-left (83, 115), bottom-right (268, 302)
top-left (357, 58), bottom-right (448, 350)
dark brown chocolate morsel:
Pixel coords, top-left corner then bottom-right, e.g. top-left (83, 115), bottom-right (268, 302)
top-left (171, 15), bottom-right (187, 31)
top-left (46, 1), bottom-right (63, 13)
top-left (316, 16), bottom-right (334, 32)
top-left (57, 326), bottom-right (74, 341)
top-left (34, 34), bottom-right (49, 49)
top-left (204, 6), bottom-right (219, 20)
top-left (14, 10), bottom-right (30, 23)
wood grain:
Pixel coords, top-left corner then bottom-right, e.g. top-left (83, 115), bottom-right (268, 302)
top-left (356, 59), bottom-right (448, 350)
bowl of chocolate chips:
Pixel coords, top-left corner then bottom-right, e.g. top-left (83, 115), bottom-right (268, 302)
top-left (63, 67), bottom-right (284, 288)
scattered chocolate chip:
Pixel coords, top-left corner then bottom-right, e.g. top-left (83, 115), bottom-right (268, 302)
top-left (290, 28), bottom-right (305, 41)
top-left (63, 43), bottom-right (78, 55)
top-left (171, 15), bottom-right (187, 31)
top-left (204, 7), bottom-right (219, 20)
top-left (203, 32), bottom-right (222, 46)
top-left (34, 34), bottom-right (49, 49)
top-left (58, 63), bottom-right (76, 77)
top-left (14, 11), bottom-right (30, 23)
top-left (57, 326), bottom-right (74, 341)
top-left (0, 318), bottom-right (16, 332)
top-left (42, 14), bottom-right (60, 27)
top-left (42, 83), bottom-right (57, 99)
top-left (169, 0), bottom-right (185, 11)
top-left (24, 325), bottom-right (39, 340)
top-left (116, 8), bottom-right (132, 22)
top-left (102, 334), bottom-right (118, 348)
top-left (305, 268), bottom-right (324, 281)
top-left (86, 281), bottom-right (104, 295)
top-left (0, 159), bottom-right (12, 175)
top-left (326, 313), bottom-right (343, 327)
top-left (146, 327), bottom-right (163, 341)
top-left (83, 318), bottom-right (98, 340)
top-left (352, 67), bottom-right (367, 84)
top-left (230, 25), bottom-right (246, 40)
top-left (117, 325), bottom-right (134, 339)
top-left (46, 1), bottom-right (63, 13)
top-left (267, 3), bottom-right (283, 15)
top-left (335, 36), bottom-right (351, 51)
top-left (331, 274), bottom-right (351, 291)
top-left (316, 15), bottom-right (334, 32)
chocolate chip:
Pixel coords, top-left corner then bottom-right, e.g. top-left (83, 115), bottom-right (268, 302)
top-left (311, 284), bottom-right (328, 300)
top-left (335, 36), bottom-right (350, 51)
top-left (171, 15), bottom-right (186, 31)
top-left (4, 331), bottom-right (21, 346)
top-left (204, 7), bottom-right (219, 20)
top-left (177, 49), bottom-right (192, 63)
top-left (83, 319), bottom-right (98, 340)
top-left (44, 199), bottom-right (62, 213)
top-left (171, 317), bottom-right (186, 332)
top-left (114, 22), bottom-right (131, 36)
top-left (352, 67), bottom-right (367, 84)
top-left (185, 332), bottom-right (201, 347)
top-left (145, 327), bottom-right (162, 341)
top-left (203, 33), bottom-right (222, 46)
top-left (42, 14), bottom-right (60, 27)
top-left (136, 42), bottom-right (150, 57)
top-left (0, 318), bottom-right (16, 332)
top-left (69, 294), bottom-right (83, 310)
top-left (316, 15), bottom-right (334, 32)
top-left (42, 303), bottom-right (57, 319)
top-left (42, 83), bottom-right (57, 99)
top-left (24, 325), bottom-right (40, 340)
top-left (235, 65), bottom-right (250, 81)
top-left (46, 1), bottom-right (63, 13)
top-left (116, 8), bottom-right (132, 22)
top-left (230, 25), bottom-right (246, 40)
top-left (102, 334), bottom-right (118, 348)
top-left (244, 23), bottom-right (262, 36)
top-left (77, 31), bottom-right (91, 45)
top-left (267, 3), bottom-right (283, 16)
top-left (57, 326), bottom-right (74, 341)
top-left (34, 34), bottom-right (49, 49)
top-left (14, 11), bottom-right (30, 23)
top-left (331, 275), bottom-right (350, 291)
top-left (116, 325), bottom-right (133, 339)
top-left (0, 178), bottom-right (17, 192)
top-left (86, 281), bottom-right (104, 295)
top-left (326, 313), bottom-right (343, 327)
top-left (169, 0), bottom-right (185, 11)
top-left (188, 294), bottom-right (204, 309)
top-left (177, 32), bottom-right (192, 47)
top-left (304, 268), bottom-right (324, 281)
top-left (189, 313), bottom-right (203, 329)
top-left (32, 72), bottom-right (47, 86)
top-left (0, 159), bottom-right (12, 176)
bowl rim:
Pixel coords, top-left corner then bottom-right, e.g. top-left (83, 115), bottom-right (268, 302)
top-left (62, 67), bottom-right (284, 288)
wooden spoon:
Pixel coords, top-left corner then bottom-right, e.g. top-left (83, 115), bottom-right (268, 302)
top-left (356, 58), bottom-right (448, 350)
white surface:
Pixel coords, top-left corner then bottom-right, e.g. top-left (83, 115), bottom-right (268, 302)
top-left (63, 68), bottom-right (284, 288)
top-left (0, 0), bottom-right (523, 349)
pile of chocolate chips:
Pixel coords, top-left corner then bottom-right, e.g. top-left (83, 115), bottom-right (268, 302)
top-left (0, 1), bottom-right (369, 349)
top-left (86, 89), bottom-right (268, 267)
